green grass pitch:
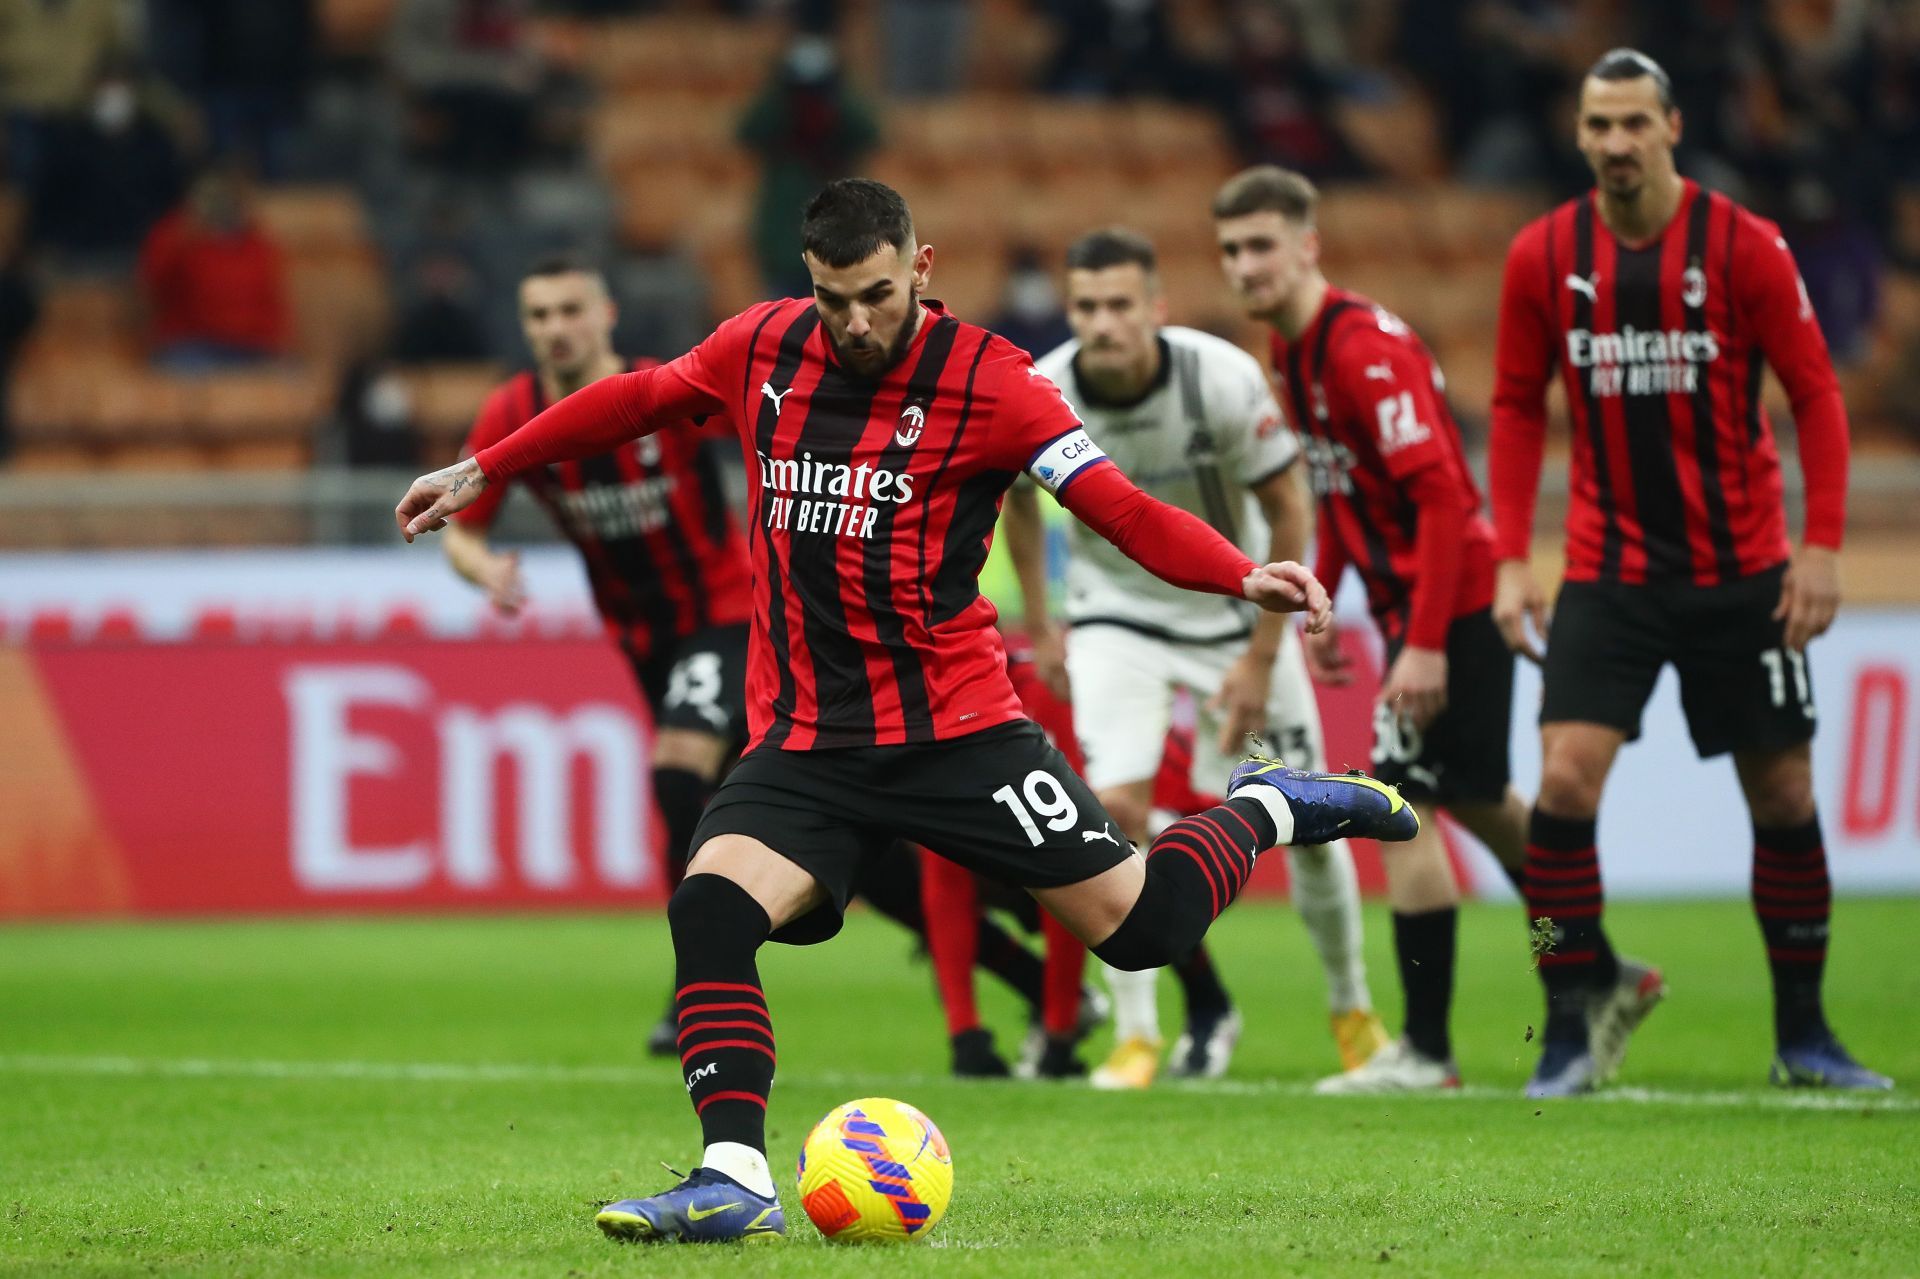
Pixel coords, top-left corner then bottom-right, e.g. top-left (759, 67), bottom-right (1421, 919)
top-left (3, 898), bottom-right (1915, 1277)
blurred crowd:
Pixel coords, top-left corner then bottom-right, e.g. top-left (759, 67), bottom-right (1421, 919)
top-left (1, 0), bottom-right (1916, 465)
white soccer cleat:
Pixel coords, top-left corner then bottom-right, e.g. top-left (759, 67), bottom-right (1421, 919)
top-left (1168, 1007), bottom-right (1242, 1080)
top-left (1312, 1038), bottom-right (1459, 1095)
top-left (1587, 958), bottom-right (1666, 1083)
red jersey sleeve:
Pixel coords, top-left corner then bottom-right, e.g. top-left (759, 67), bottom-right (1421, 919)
top-left (473, 305), bottom-right (772, 482)
top-left (987, 346), bottom-right (1254, 598)
top-left (1734, 216), bottom-right (1850, 549)
top-left (451, 385), bottom-right (521, 529)
top-left (1488, 220), bottom-right (1557, 562)
top-left (1328, 328), bottom-right (1478, 649)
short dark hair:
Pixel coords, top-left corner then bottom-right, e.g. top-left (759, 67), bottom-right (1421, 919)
top-left (801, 178), bottom-right (915, 267)
top-left (1064, 227), bottom-right (1157, 274)
top-left (1587, 47), bottom-right (1675, 111)
top-left (522, 252), bottom-right (606, 288)
top-left (1211, 166), bottom-right (1318, 225)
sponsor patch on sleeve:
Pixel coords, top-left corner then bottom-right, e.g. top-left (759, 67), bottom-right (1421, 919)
top-left (1026, 428), bottom-right (1107, 495)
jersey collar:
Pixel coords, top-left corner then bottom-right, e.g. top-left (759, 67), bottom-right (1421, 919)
top-left (1070, 334), bottom-right (1172, 411)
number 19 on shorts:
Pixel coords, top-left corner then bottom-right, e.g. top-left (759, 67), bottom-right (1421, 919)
top-left (992, 771), bottom-right (1080, 846)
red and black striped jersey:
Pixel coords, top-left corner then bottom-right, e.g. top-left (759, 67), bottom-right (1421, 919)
top-left (454, 357), bottom-right (753, 661)
top-left (473, 298), bottom-right (1263, 752)
top-left (1270, 287), bottom-right (1495, 649)
top-left (1490, 180), bottom-right (1850, 586)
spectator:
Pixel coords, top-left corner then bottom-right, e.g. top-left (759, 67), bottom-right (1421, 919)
top-left (391, 249), bottom-right (492, 363)
top-left (880, 0), bottom-right (972, 98)
top-left (334, 358), bottom-right (423, 468)
top-left (138, 166), bottom-right (293, 371)
top-left (0, 0), bottom-right (138, 186)
top-left (987, 246), bottom-right (1071, 359)
top-left (1216, 0), bottom-right (1363, 178)
top-left (389, 0), bottom-right (546, 175)
top-left (146, 0), bottom-right (316, 179)
top-left (24, 56), bottom-right (197, 271)
top-left (739, 35), bottom-right (878, 298)
top-left (1040, 0), bottom-right (1202, 100)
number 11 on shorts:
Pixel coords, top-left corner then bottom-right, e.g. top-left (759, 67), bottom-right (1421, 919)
top-left (992, 771), bottom-right (1080, 846)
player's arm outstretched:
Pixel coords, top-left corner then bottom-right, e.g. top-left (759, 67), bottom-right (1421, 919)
top-left (396, 317), bottom-right (743, 540)
top-left (1740, 222), bottom-right (1850, 651)
top-left (1487, 224), bottom-right (1557, 662)
top-left (1000, 358), bottom-right (1330, 630)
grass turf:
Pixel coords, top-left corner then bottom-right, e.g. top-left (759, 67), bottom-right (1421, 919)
top-left (2, 898), bottom-right (1915, 1277)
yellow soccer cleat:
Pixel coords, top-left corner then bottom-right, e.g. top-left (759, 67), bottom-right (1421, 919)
top-left (1331, 1008), bottom-right (1393, 1073)
top-left (1089, 1036), bottom-right (1163, 1090)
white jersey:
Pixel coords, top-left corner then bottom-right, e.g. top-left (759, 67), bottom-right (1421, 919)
top-left (1034, 326), bottom-right (1300, 643)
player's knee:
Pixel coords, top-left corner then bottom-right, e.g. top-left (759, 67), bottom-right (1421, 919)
top-left (668, 872), bottom-right (771, 949)
top-left (1746, 772), bottom-right (1817, 827)
top-left (1536, 753), bottom-right (1605, 819)
top-left (1092, 925), bottom-right (1174, 972)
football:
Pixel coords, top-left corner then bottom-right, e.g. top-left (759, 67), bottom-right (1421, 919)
top-left (796, 1097), bottom-right (954, 1243)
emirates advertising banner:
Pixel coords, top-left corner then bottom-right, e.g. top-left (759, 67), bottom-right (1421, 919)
top-left (2, 550), bottom-right (1915, 919)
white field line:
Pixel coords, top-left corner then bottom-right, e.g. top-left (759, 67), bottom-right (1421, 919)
top-left (0, 1053), bottom-right (1912, 1112)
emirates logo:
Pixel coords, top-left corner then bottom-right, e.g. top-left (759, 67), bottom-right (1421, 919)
top-left (895, 404), bottom-right (925, 447)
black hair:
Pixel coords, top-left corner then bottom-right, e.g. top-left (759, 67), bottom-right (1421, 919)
top-left (522, 252), bottom-right (606, 286)
top-left (800, 178), bottom-right (915, 267)
top-left (1065, 226), bottom-right (1158, 274)
top-left (1587, 47), bottom-right (1675, 111)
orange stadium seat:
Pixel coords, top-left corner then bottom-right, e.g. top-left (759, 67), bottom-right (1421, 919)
top-left (402, 363), bottom-right (505, 454)
top-left (318, 0), bottom-right (397, 57)
top-left (255, 187), bottom-right (372, 259)
top-left (288, 257), bottom-right (389, 363)
top-left (193, 369), bottom-right (329, 443)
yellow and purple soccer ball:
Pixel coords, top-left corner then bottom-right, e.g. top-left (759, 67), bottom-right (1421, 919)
top-left (796, 1097), bottom-right (953, 1243)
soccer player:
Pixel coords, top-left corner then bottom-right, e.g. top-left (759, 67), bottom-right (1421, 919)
top-left (1490, 49), bottom-right (1889, 1096)
top-left (1213, 165), bottom-right (1535, 1092)
top-left (445, 255), bottom-right (1064, 1057)
top-left (395, 178), bottom-right (1418, 1244)
top-left (444, 256), bottom-right (753, 1057)
top-left (1001, 227), bottom-right (1384, 1090)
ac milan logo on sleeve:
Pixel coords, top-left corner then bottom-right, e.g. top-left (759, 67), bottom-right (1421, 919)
top-left (895, 403), bottom-right (926, 447)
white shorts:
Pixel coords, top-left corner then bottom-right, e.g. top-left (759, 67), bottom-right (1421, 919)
top-left (1065, 622), bottom-right (1327, 795)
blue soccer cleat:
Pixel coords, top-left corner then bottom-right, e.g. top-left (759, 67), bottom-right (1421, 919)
top-left (1525, 1038), bottom-right (1598, 1099)
top-left (1227, 758), bottom-right (1419, 845)
top-left (596, 1166), bottom-right (785, 1243)
top-left (1770, 1034), bottom-right (1895, 1091)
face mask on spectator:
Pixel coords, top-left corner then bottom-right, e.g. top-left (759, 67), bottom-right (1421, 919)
top-left (92, 82), bottom-right (137, 133)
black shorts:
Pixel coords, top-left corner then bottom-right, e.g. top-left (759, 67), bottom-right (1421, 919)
top-left (1541, 565), bottom-right (1816, 759)
top-left (690, 719), bottom-right (1132, 945)
top-left (628, 624), bottom-right (750, 746)
top-left (1370, 607), bottom-right (1513, 806)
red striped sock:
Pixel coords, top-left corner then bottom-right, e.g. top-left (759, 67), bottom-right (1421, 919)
top-left (669, 875), bottom-right (774, 1152)
top-left (1524, 810), bottom-right (1618, 1039)
top-left (1753, 818), bottom-right (1830, 1044)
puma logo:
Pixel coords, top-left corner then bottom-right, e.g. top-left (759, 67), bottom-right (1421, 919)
top-left (761, 381), bottom-right (793, 416)
top-left (1565, 272), bottom-right (1600, 303)
top-left (1082, 824), bottom-right (1120, 847)
top-left (684, 1061), bottom-right (718, 1091)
